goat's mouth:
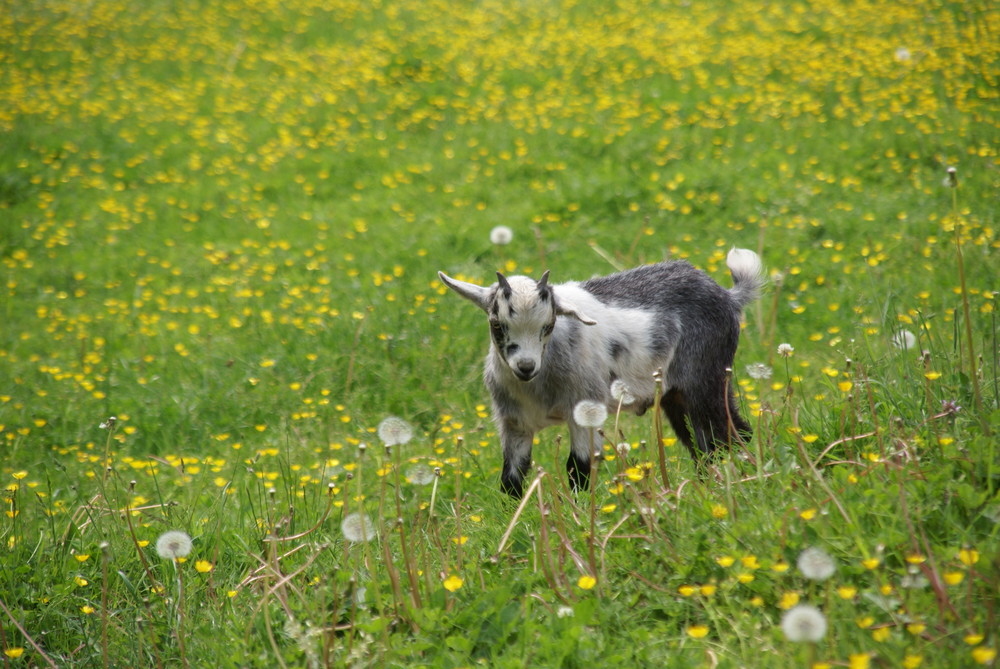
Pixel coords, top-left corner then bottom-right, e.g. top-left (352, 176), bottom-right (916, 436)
top-left (512, 368), bottom-right (538, 382)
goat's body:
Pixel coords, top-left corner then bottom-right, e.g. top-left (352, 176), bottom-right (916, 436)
top-left (440, 249), bottom-right (764, 497)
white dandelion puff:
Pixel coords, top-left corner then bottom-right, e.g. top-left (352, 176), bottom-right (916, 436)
top-left (894, 47), bottom-right (912, 62)
top-left (405, 464), bottom-right (436, 486)
top-left (556, 605), bottom-right (574, 618)
top-left (777, 343), bottom-right (794, 358)
top-left (377, 416), bottom-right (414, 447)
top-left (797, 547), bottom-right (836, 581)
top-left (610, 379), bottom-right (636, 405)
top-left (900, 566), bottom-right (929, 590)
top-left (746, 363), bottom-right (773, 380)
top-left (489, 225), bottom-right (514, 246)
top-left (944, 166), bottom-right (958, 188)
top-left (780, 604), bottom-right (828, 642)
top-left (573, 400), bottom-right (607, 428)
top-left (892, 330), bottom-right (917, 351)
top-left (341, 512), bottom-right (377, 543)
top-left (155, 530), bottom-right (193, 560)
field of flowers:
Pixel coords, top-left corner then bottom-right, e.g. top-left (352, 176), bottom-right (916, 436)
top-left (1, 0), bottom-right (997, 666)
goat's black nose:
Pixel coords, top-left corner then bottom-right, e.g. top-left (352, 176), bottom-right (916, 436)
top-left (517, 360), bottom-right (535, 375)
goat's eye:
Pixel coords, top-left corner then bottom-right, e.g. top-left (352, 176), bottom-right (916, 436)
top-left (489, 320), bottom-right (506, 341)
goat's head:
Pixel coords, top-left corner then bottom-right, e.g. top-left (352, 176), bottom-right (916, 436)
top-left (438, 270), bottom-right (596, 381)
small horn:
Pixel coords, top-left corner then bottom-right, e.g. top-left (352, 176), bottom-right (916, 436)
top-left (496, 271), bottom-right (512, 295)
top-left (536, 270), bottom-right (551, 292)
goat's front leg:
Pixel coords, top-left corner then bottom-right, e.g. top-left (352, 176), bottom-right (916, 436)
top-left (566, 422), bottom-right (599, 492)
top-left (498, 421), bottom-right (534, 498)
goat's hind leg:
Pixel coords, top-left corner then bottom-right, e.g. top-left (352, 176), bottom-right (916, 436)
top-left (727, 386), bottom-right (753, 444)
top-left (661, 388), bottom-right (699, 461)
top-left (689, 380), bottom-right (749, 455)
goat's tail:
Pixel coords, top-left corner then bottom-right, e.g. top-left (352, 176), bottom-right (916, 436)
top-left (726, 247), bottom-right (766, 308)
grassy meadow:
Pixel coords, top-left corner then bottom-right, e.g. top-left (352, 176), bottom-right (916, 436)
top-left (2, 0), bottom-right (998, 666)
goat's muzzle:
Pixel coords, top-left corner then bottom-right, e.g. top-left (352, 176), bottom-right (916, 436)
top-left (514, 359), bottom-right (537, 381)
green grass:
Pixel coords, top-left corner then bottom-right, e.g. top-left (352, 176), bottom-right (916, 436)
top-left (1, 0), bottom-right (998, 666)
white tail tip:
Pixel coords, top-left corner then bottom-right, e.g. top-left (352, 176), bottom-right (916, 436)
top-left (726, 247), bottom-right (763, 278)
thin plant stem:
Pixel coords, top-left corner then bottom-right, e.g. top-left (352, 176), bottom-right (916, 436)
top-left (949, 173), bottom-right (989, 435)
top-left (0, 597), bottom-right (59, 669)
top-left (587, 427), bottom-right (599, 581)
top-left (101, 542), bottom-right (110, 669)
top-left (172, 559), bottom-right (188, 669)
top-left (652, 370), bottom-right (671, 491)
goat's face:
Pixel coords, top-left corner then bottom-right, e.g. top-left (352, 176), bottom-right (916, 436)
top-left (438, 269), bottom-right (597, 382)
top-left (489, 273), bottom-right (556, 380)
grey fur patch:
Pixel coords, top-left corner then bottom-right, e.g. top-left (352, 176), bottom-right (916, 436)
top-left (440, 249), bottom-right (765, 498)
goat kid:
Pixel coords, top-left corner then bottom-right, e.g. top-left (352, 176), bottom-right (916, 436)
top-left (439, 248), bottom-right (765, 498)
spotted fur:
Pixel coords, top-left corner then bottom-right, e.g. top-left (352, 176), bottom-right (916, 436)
top-left (438, 247), bottom-right (765, 498)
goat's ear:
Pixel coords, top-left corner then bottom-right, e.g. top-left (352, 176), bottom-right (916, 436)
top-left (555, 299), bottom-right (597, 326)
top-left (437, 271), bottom-right (492, 312)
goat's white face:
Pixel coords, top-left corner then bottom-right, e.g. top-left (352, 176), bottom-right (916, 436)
top-left (437, 269), bottom-right (597, 382)
top-left (489, 275), bottom-right (556, 381)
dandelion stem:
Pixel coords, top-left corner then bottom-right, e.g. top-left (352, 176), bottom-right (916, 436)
top-left (392, 448), bottom-right (422, 610)
top-left (950, 185), bottom-right (989, 435)
top-left (495, 471), bottom-right (545, 557)
top-left (652, 371), bottom-right (671, 491)
top-left (101, 543), bottom-right (110, 669)
top-left (173, 560), bottom-right (189, 669)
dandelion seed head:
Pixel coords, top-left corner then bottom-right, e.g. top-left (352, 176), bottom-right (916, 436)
top-left (941, 399), bottom-right (961, 415)
top-left (797, 546), bottom-right (836, 581)
top-left (489, 225), bottom-right (514, 246)
top-left (780, 604), bottom-right (828, 642)
top-left (610, 380), bottom-right (636, 405)
top-left (893, 330), bottom-right (917, 351)
top-left (405, 464), bottom-right (435, 486)
top-left (341, 512), bottom-right (377, 543)
top-left (777, 343), bottom-right (795, 358)
top-left (556, 605), bottom-right (574, 618)
top-left (573, 400), bottom-right (607, 427)
top-left (746, 363), bottom-right (773, 380)
top-left (945, 166), bottom-right (958, 188)
top-left (894, 46), bottom-right (912, 62)
top-left (377, 416), bottom-right (414, 447)
top-left (901, 566), bottom-right (929, 590)
top-left (155, 530), bottom-right (193, 560)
